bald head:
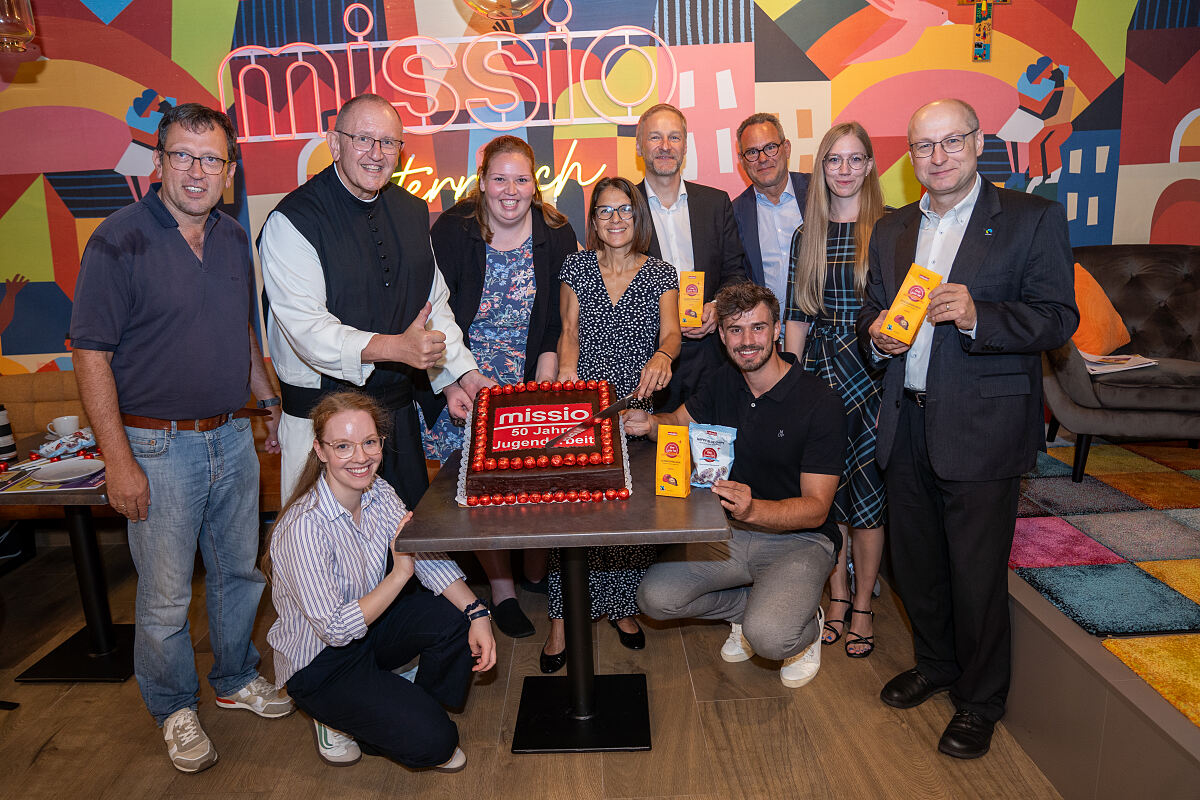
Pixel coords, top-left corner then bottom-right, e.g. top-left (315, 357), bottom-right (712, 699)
top-left (908, 99), bottom-right (979, 142)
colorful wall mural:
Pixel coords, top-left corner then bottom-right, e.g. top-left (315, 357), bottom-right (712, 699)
top-left (0, 0), bottom-right (1197, 375)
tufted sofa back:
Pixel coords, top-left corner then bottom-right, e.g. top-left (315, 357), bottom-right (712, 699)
top-left (1073, 244), bottom-right (1199, 362)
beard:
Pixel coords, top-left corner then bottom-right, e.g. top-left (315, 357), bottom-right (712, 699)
top-left (731, 345), bottom-right (771, 373)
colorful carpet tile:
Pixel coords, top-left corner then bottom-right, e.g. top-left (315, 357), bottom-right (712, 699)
top-left (1138, 559), bottom-right (1200, 606)
top-left (1014, 563), bottom-right (1200, 635)
top-left (1020, 475), bottom-right (1147, 516)
top-left (1067, 511), bottom-right (1200, 561)
top-left (1165, 508), bottom-right (1200, 530)
top-left (1047, 444), bottom-right (1173, 475)
top-left (1009, 516), bottom-right (1123, 569)
top-left (1100, 472), bottom-right (1200, 509)
top-left (1124, 441), bottom-right (1200, 471)
top-left (1102, 635), bottom-right (1200, 727)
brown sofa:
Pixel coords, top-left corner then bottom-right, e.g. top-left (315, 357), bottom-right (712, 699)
top-left (1042, 244), bottom-right (1200, 480)
top-left (0, 367), bottom-right (281, 517)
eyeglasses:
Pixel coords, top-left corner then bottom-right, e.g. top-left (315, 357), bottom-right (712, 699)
top-left (909, 129), bottom-right (979, 159)
top-left (333, 130), bottom-right (403, 155)
top-left (595, 204), bottom-right (634, 220)
top-left (162, 150), bottom-right (231, 175)
top-left (740, 141), bottom-right (782, 162)
top-left (320, 436), bottom-right (385, 459)
top-left (823, 153), bottom-right (870, 172)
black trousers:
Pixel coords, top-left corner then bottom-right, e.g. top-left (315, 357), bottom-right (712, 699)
top-left (286, 591), bottom-right (471, 768)
top-left (885, 395), bottom-right (1020, 722)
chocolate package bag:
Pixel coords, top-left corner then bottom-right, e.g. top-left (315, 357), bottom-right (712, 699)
top-left (689, 423), bottom-right (737, 488)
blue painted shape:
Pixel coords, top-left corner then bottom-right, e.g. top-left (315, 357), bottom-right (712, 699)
top-left (0, 282), bottom-right (73, 356)
top-left (79, 0), bottom-right (137, 26)
top-left (1057, 128), bottom-right (1121, 247)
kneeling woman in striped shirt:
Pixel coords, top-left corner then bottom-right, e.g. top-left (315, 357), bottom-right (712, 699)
top-left (266, 390), bottom-right (496, 771)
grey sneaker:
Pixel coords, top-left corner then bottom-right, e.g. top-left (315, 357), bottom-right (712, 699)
top-left (216, 675), bottom-right (295, 719)
top-left (780, 608), bottom-right (823, 688)
top-left (720, 622), bottom-right (754, 663)
top-left (312, 720), bottom-right (361, 766)
top-left (163, 707), bottom-right (218, 773)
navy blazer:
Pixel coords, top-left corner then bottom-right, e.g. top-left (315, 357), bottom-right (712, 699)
top-left (855, 180), bottom-right (1078, 482)
top-left (731, 171), bottom-right (811, 287)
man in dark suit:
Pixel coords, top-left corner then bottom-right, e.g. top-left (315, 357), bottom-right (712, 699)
top-left (731, 112), bottom-right (810, 305)
top-left (855, 99), bottom-right (1077, 759)
top-left (635, 103), bottom-right (748, 412)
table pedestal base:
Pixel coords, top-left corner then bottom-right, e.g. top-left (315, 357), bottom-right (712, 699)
top-left (511, 673), bottom-right (651, 753)
top-left (16, 623), bottom-right (135, 683)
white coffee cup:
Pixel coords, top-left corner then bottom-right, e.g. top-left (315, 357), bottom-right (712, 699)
top-left (48, 415), bottom-right (80, 436)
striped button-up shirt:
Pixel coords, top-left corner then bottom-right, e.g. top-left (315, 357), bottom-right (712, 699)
top-left (267, 474), bottom-right (465, 687)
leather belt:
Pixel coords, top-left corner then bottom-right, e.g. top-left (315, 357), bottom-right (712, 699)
top-left (903, 389), bottom-right (928, 408)
top-left (121, 408), bottom-right (268, 432)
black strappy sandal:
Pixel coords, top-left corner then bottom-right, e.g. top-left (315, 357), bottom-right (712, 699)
top-left (845, 608), bottom-right (875, 658)
top-left (822, 598), bottom-right (851, 645)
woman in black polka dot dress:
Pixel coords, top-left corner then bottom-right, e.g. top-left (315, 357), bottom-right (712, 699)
top-left (539, 176), bottom-right (681, 672)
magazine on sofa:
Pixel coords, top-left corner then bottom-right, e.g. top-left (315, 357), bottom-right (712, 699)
top-left (1078, 350), bottom-right (1158, 375)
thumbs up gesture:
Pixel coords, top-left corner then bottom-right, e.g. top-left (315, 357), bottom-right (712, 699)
top-left (395, 301), bottom-right (446, 369)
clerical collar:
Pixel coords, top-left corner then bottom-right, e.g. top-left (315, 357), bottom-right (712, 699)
top-left (332, 163), bottom-right (380, 205)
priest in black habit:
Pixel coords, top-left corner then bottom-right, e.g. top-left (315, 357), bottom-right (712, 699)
top-left (259, 93), bottom-right (493, 507)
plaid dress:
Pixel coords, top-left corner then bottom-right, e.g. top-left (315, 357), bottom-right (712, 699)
top-left (785, 221), bottom-right (885, 529)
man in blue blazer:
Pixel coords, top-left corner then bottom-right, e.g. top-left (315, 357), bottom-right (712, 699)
top-left (731, 113), bottom-right (811, 307)
top-left (856, 99), bottom-right (1077, 759)
top-left (635, 103), bottom-right (749, 412)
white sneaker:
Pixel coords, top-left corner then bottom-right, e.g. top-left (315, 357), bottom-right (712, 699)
top-left (216, 675), bottom-right (295, 719)
top-left (435, 746), bottom-right (467, 773)
top-left (163, 707), bottom-right (218, 773)
top-left (720, 622), bottom-right (754, 663)
top-left (312, 719), bottom-right (361, 766)
top-left (780, 607), bottom-right (824, 688)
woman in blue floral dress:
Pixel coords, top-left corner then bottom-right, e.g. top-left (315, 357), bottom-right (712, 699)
top-left (425, 135), bottom-right (578, 639)
top-left (784, 122), bottom-right (887, 658)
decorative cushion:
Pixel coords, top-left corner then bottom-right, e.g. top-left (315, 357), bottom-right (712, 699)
top-left (1072, 262), bottom-right (1131, 356)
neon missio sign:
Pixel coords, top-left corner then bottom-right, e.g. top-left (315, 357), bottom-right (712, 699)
top-left (217, 0), bottom-right (679, 199)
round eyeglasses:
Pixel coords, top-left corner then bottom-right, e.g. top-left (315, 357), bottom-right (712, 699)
top-left (162, 151), bottom-right (231, 175)
top-left (740, 141), bottom-right (782, 162)
top-left (823, 153), bottom-right (870, 172)
top-left (321, 436), bottom-right (386, 459)
top-left (909, 129), bottom-right (979, 159)
top-left (595, 204), bottom-right (634, 220)
top-left (333, 130), bottom-right (403, 155)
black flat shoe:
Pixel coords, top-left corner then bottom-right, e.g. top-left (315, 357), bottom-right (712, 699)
top-left (609, 618), bottom-right (645, 650)
top-left (492, 598), bottom-right (536, 639)
top-left (880, 668), bottom-right (951, 709)
top-left (938, 711), bottom-right (995, 759)
top-left (539, 648), bottom-right (566, 673)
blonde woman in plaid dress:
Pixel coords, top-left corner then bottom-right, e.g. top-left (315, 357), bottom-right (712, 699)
top-left (784, 122), bottom-right (887, 658)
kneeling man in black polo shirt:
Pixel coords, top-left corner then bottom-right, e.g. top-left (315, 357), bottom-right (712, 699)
top-left (627, 283), bottom-right (845, 687)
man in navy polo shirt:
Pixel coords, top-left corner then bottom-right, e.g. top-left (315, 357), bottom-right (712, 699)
top-left (71, 103), bottom-right (292, 774)
top-left (628, 282), bottom-right (845, 688)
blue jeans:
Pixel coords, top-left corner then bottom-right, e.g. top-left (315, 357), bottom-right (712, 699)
top-left (125, 418), bottom-right (265, 724)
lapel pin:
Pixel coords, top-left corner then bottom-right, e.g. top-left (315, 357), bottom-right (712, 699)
top-left (984, 228), bottom-right (993, 236)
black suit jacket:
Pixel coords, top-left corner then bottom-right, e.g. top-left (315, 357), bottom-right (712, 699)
top-left (855, 180), bottom-right (1078, 481)
top-left (636, 179), bottom-right (749, 410)
top-left (731, 171), bottom-right (811, 288)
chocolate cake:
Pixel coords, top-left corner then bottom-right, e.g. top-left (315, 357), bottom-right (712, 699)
top-left (455, 379), bottom-right (633, 506)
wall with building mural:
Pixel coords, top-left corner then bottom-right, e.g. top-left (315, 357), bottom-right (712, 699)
top-left (0, 0), bottom-right (1197, 374)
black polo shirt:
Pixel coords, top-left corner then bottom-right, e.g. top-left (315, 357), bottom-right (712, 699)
top-left (684, 352), bottom-right (846, 549)
top-left (70, 186), bottom-right (252, 419)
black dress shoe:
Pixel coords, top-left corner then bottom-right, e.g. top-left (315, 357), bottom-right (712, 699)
top-left (539, 648), bottom-right (566, 673)
top-left (492, 598), bottom-right (536, 638)
top-left (609, 618), bottom-right (645, 650)
top-left (938, 710), bottom-right (995, 759)
top-left (880, 668), bottom-right (951, 709)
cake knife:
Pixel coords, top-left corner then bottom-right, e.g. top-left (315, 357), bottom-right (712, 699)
top-left (543, 391), bottom-right (635, 450)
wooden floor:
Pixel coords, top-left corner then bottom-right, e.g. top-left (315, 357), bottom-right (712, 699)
top-left (0, 534), bottom-right (1061, 800)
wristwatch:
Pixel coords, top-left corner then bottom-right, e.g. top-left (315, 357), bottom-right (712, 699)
top-left (257, 397), bottom-right (281, 409)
